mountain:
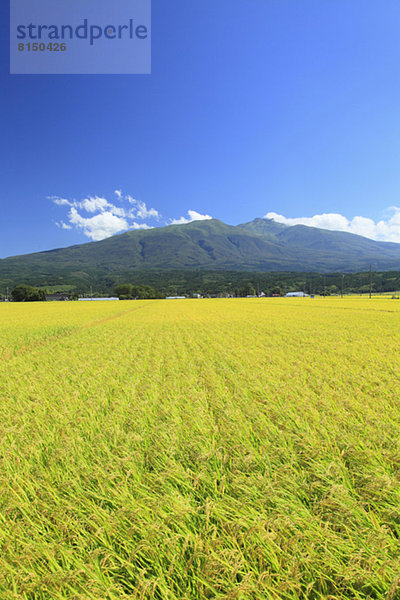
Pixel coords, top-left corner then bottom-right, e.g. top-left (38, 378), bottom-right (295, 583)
top-left (1, 217), bottom-right (400, 290)
top-left (239, 218), bottom-right (400, 271)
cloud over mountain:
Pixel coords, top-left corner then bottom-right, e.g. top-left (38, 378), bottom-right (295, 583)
top-left (50, 191), bottom-right (159, 240)
top-left (265, 208), bottom-right (400, 243)
top-left (171, 210), bottom-right (213, 225)
top-left (51, 191), bottom-right (213, 240)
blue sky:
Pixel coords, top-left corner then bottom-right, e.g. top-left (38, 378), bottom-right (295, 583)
top-left (2, 0), bottom-right (400, 257)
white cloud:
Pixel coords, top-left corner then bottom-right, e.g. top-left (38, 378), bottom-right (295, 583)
top-left (68, 208), bottom-right (130, 241)
top-left (131, 222), bottom-right (153, 230)
top-left (109, 205), bottom-right (127, 218)
top-left (136, 202), bottom-right (159, 219)
top-left (51, 192), bottom-right (213, 240)
top-left (73, 196), bottom-right (127, 218)
top-left (55, 220), bottom-right (72, 230)
top-left (51, 191), bottom-right (159, 240)
top-left (78, 196), bottom-right (110, 214)
top-left (126, 196), bottom-right (160, 220)
top-left (265, 208), bottom-right (400, 243)
top-left (49, 196), bottom-right (72, 207)
top-left (171, 210), bottom-right (213, 225)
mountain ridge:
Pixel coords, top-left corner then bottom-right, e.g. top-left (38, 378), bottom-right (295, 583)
top-left (1, 217), bottom-right (400, 290)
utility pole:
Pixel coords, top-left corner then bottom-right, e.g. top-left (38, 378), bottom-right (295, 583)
top-left (323, 275), bottom-right (326, 298)
top-left (341, 274), bottom-right (344, 298)
top-left (6, 286), bottom-right (9, 301)
top-left (369, 264), bottom-right (372, 299)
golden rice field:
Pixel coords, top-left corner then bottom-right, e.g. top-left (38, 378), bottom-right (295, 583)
top-left (1, 297), bottom-right (400, 600)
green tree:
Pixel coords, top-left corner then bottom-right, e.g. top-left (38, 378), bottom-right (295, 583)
top-left (114, 284), bottom-right (133, 299)
top-left (11, 285), bottom-right (45, 302)
top-left (244, 283), bottom-right (256, 296)
top-left (131, 285), bottom-right (157, 299)
top-left (114, 284), bottom-right (158, 300)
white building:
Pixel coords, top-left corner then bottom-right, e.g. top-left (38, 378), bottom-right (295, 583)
top-left (79, 297), bottom-right (119, 301)
top-left (285, 292), bottom-right (309, 297)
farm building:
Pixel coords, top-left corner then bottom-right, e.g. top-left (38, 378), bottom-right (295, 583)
top-left (45, 293), bottom-right (71, 301)
top-left (285, 292), bottom-right (309, 297)
top-left (78, 297), bottom-right (119, 301)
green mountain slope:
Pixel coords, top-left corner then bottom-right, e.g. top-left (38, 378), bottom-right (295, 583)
top-left (239, 218), bottom-right (400, 269)
top-left (1, 217), bottom-right (400, 290)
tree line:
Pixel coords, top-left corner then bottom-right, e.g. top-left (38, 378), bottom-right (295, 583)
top-left (7, 269), bottom-right (400, 301)
top-left (114, 284), bottom-right (160, 299)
